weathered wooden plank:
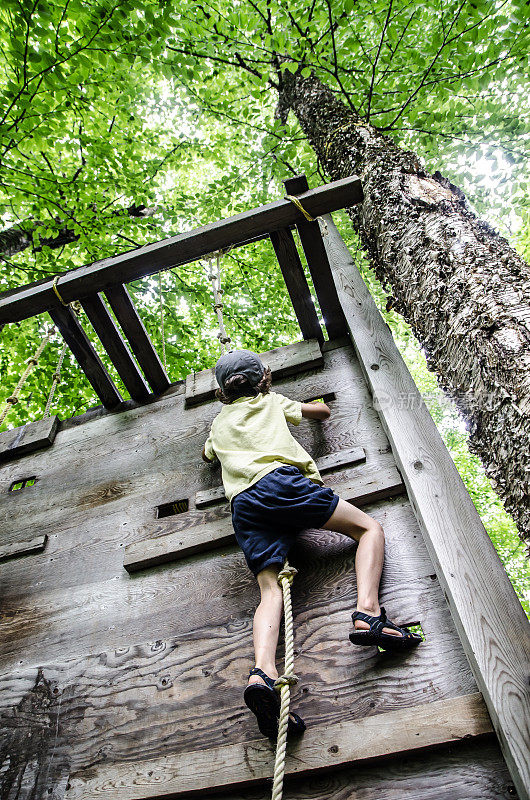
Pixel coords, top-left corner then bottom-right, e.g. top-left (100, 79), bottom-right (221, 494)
top-left (80, 293), bottom-right (151, 403)
top-left (284, 175), bottom-right (348, 340)
top-left (219, 739), bottom-right (516, 800)
top-left (0, 534), bottom-right (47, 562)
top-left (0, 494), bottom-right (433, 672)
top-left (124, 463), bottom-right (404, 572)
top-left (0, 415), bottom-right (58, 463)
top-left (322, 213), bottom-right (530, 800)
top-left (185, 339), bottom-right (324, 407)
top-left (270, 227), bottom-right (324, 344)
top-left (48, 304), bottom-right (122, 409)
top-left (105, 284), bottom-right (170, 395)
top-left (0, 177), bottom-right (363, 325)
top-left (195, 446), bottom-right (367, 508)
top-left (64, 693), bottom-right (492, 799)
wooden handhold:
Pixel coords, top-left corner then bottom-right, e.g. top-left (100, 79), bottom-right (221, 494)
top-left (49, 304), bottom-right (122, 410)
top-left (195, 446), bottom-right (367, 508)
top-left (64, 692), bottom-right (492, 799)
top-left (0, 415), bottom-right (58, 463)
top-left (184, 339), bottom-right (324, 408)
top-left (124, 463), bottom-right (404, 572)
top-left (0, 535), bottom-right (47, 562)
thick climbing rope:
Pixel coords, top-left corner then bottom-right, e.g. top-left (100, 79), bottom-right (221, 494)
top-left (0, 328), bottom-right (55, 427)
top-left (271, 561), bottom-right (298, 800)
top-left (43, 342), bottom-right (68, 418)
top-left (206, 249), bottom-right (232, 353)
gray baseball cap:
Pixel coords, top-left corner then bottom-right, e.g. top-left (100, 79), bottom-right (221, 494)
top-left (215, 350), bottom-right (265, 390)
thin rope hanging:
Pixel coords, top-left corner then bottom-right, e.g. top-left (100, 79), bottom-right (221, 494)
top-left (158, 272), bottom-right (167, 371)
top-left (284, 195), bottom-right (328, 237)
top-left (0, 327), bottom-right (55, 428)
top-left (43, 341), bottom-right (68, 418)
top-left (271, 560), bottom-right (298, 800)
top-left (206, 249), bottom-right (232, 353)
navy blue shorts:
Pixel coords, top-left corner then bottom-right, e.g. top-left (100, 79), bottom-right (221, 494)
top-left (231, 465), bottom-right (340, 576)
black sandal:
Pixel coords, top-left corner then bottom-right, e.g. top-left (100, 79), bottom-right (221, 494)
top-left (349, 607), bottom-right (423, 651)
top-left (243, 667), bottom-right (306, 740)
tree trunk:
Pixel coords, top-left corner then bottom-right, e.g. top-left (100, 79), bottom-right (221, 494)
top-left (280, 72), bottom-right (530, 544)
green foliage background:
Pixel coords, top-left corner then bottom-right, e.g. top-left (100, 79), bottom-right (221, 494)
top-left (0, 0), bottom-right (528, 611)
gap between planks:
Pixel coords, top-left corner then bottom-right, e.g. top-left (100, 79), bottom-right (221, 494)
top-left (64, 692), bottom-right (493, 800)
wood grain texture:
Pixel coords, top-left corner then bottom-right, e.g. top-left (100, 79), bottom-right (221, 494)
top-left (0, 176), bottom-right (363, 324)
top-left (322, 213), bottom-right (530, 800)
top-left (194, 446), bottom-right (366, 508)
top-left (0, 534), bottom-right (47, 562)
top-left (64, 693), bottom-right (492, 799)
top-left (185, 339), bottom-right (324, 407)
top-left (270, 227), bottom-right (324, 343)
top-left (0, 415), bottom-right (58, 463)
top-left (284, 175), bottom-right (348, 340)
top-left (123, 462), bottom-right (402, 572)
top-left (219, 738), bottom-right (517, 800)
top-left (80, 293), bottom-right (151, 403)
top-left (48, 304), bottom-right (122, 409)
top-left (104, 284), bottom-right (170, 395)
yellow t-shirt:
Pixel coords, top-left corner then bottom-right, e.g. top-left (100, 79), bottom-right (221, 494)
top-left (204, 391), bottom-right (322, 502)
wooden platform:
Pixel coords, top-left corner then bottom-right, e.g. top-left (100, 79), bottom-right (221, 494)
top-left (0, 339), bottom-right (523, 800)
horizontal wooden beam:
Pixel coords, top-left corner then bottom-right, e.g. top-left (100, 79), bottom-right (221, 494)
top-left (322, 213), bottom-right (530, 800)
top-left (270, 227), bottom-right (324, 344)
top-left (185, 339), bottom-right (324, 408)
top-left (0, 416), bottom-right (58, 463)
top-left (0, 535), bottom-right (47, 562)
top-left (64, 692), bottom-right (492, 799)
top-left (48, 305), bottom-right (122, 410)
top-left (195, 446), bottom-right (367, 508)
top-left (104, 284), bottom-right (170, 395)
top-left (284, 175), bottom-right (348, 340)
top-left (80, 293), bottom-right (151, 403)
top-left (124, 462), bottom-right (404, 572)
top-left (0, 176), bottom-right (363, 325)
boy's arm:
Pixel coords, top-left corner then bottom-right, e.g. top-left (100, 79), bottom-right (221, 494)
top-left (301, 401), bottom-right (331, 420)
top-left (202, 445), bottom-right (214, 463)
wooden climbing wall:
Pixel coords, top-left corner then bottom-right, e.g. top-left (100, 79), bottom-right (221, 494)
top-left (0, 336), bottom-right (517, 800)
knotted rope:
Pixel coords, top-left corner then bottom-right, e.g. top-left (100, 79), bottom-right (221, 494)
top-left (206, 249), bottom-right (232, 353)
top-left (0, 328), bottom-right (55, 427)
top-left (271, 561), bottom-right (298, 800)
top-left (43, 342), bottom-right (68, 418)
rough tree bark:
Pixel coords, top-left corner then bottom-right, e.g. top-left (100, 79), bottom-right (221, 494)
top-left (280, 72), bottom-right (530, 543)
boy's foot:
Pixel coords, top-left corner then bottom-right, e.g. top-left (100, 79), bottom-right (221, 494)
top-left (244, 668), bottom-right (306, 739)
top-left (350, 607), bottom-right (422, 651)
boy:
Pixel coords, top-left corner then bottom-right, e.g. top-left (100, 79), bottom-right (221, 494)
top-left (202, 349), bottom-right (421, 738)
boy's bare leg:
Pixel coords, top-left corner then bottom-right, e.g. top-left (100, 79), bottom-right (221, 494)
top-left (248, 564), bottom-right (283, 685)
top-left (322, 498), bottom-right (402, 637)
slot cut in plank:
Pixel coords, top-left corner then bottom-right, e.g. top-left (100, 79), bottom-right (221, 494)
top-left (270, 227), bottom-right (324, 344)
top-left (64, 692), bottom-right (493, 800)
top-left (105, 284), bottom-right (170, 395)
top-left (49, 305), bottom-right (122, 410)
top-left (185, 339), bottom-right (324, 408)
top-left (0, 535), bottom-right (47, 562)
top-left (124, 463), bottom-right (404, 572)
top-left (284, 175), bottom-right (348, 340)
top-left (0, 416), bottom-right (58, 464)
top-left (195, 446), bottom-right (366, 508)
top-left (80, 293), bottom-right (151, 403)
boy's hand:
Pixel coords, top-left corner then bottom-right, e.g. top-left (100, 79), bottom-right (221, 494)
top-left (202, 445), bottom-right (215, 463)
top-left (301, 402), bottom-right (331, 420)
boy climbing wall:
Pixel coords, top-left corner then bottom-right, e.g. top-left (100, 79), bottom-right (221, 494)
top-left (202, 349), bottom-right (422, 739)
